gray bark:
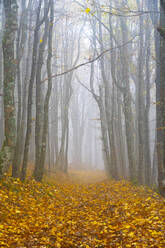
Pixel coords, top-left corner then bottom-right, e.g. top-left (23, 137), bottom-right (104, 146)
top-left (21, 0), bottom-right (43, 181)
top-left (156, 0), bottom-right (165, 196)
top-left (0, 0), bottom-right (18, 175)
top-left (35, 0), bottom-right (53, 182)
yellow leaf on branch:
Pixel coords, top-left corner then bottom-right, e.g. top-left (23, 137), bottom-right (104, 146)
top-left (85, 8), bottom-right (91, 14)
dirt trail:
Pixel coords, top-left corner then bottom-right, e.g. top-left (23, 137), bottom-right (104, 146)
top-left (45, 169), bottom-right (107, 184)
top-left (68, 170), bottom-right (107, 184)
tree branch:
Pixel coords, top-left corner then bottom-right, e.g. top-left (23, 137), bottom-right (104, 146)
top-left (75, 75), bottom-right (93, 95)
top-left (42, 35), bottom-right (138, 83)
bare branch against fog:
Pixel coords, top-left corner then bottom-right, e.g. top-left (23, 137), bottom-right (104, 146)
top-left (74, 0), bottom-right (161, 17)
top-left (75, 75), bottom-right (93, 94)
top-left (42, 35), bottom-right (138, 83)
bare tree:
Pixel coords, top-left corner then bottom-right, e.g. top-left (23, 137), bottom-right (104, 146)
top-left (156, 0), bottom-right (165, 196)
top-left (35, 0), bottom-right (54, 181)
top-left (21, 0), bottom-right (48, 181)
top-left (0, 0), bottom-right (18, 176)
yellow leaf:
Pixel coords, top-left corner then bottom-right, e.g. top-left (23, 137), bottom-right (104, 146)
top-left (85, 8), bottom-right (91, 14)
top-left (40, 39), bottom-right (43, 43)
top-left (128, 231), bottom-right (134, 237)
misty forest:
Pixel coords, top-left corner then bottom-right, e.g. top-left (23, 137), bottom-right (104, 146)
top-left (0, 0), bottom-right (165, 247)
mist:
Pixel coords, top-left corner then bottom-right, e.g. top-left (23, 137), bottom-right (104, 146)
top-left (0, 0), bottom-right (165, 247)
top-left (0, 0), bottom-right (162, 189)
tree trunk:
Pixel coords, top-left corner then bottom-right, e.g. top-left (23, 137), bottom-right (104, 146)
top-left (34, 16), bottom-right (49, 179)
top-left (157, 0), bottom-right (165, 196)
top-left (12, 0), bottom-right (29, 177)
top-left (35, 0), bottom-right (53, 181)
top-left (144, 23), bottom-right (152, 185)
top-left (21, 0), bottom-right (43, 181)
top-left (137, 3), bottom-right (145, 185)
top-left (0, 0), bottom-right (17, 176)
top-left (120, 14), bottom-right (136, 181)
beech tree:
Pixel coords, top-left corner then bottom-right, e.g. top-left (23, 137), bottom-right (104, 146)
top-left (0, 0), bottom-right (17, 176)
top-left (157, 0), bottom-right (165, 196)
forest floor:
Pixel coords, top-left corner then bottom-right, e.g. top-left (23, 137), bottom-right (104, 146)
top-left (0, 170), bottom-right (165, 248)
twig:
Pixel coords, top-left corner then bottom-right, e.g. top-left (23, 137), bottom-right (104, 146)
top-left (75, 75), bottom-right (93, 94)
top-left (42, 35), bottom-right (138, 83)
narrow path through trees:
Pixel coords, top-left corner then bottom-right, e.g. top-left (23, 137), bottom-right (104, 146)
top-left (0, 171), bottom-right (164, 247)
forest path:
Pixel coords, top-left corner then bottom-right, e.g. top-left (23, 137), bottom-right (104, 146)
top-left (0, 172), bottom-right (165, 247)
top-left (44, 169), bottom-right (107, 184)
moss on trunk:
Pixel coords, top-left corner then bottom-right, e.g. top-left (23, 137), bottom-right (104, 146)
top-left (0, 0), bottom-right (17, 175)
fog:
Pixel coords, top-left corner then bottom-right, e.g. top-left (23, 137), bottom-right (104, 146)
top-left (0, 0), bottom-right (165, 195)
top-left (1, 1), bottom-right (165, 247)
